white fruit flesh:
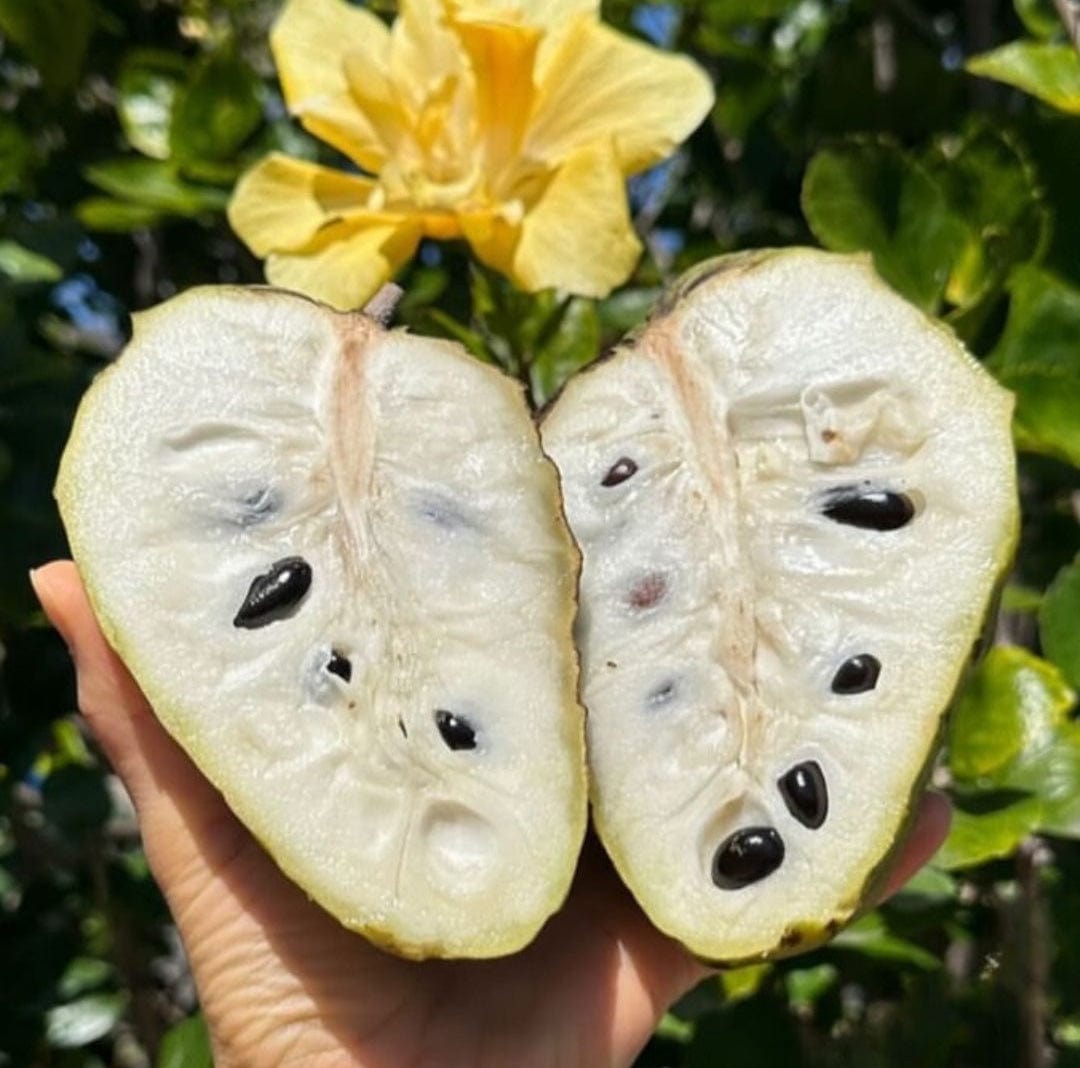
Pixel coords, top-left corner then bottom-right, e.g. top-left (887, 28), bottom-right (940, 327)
top-left (57, 287), bottom-right (586, 959)
top-left (541, 249), bottom-right (1017, 963)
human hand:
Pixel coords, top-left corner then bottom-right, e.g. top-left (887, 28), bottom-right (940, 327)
top-left (32, 559), bottom-right (951, 1068)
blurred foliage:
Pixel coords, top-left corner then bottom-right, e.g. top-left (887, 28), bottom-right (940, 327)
top-left (0, 1), bottom-right (1078, 1066)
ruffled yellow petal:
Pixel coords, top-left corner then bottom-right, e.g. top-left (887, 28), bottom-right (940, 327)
top-left (391, 0), bottom-right (465, 116)
top-left (510, 141), bottom-right (641, 297)
top-left (449, 13), bottom-right (540, 164)
top-left (527, 17), bottom-right (714, 175)
top-left (227, 154), bottom-right (377, 256)
top-left (266, 216), bottom-right (423, 311)
top-left (272, 0), bottom-right (392, 170)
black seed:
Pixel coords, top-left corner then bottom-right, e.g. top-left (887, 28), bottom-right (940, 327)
top-left (233, 556), bottom-right (312, 629)
top-left (398, 717), bottom-right (408, 739)
top-left (712, 827), bottom-right (785, 890)
top-left (601, 456), bottom-right (638, 487)
top-left (326, 651), bottom-right (352, 682)
top-left (822, 486), bottom-right (915, 531)
top-left (831, 654), bottom-right (881, 695)
top-left (435, 709), bottom-right (477, 751)
top-left (778, 761), bottom-right (828, 829)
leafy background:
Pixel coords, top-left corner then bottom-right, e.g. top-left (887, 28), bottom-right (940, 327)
top-left (1, 0), bottom-right (1079, 1065)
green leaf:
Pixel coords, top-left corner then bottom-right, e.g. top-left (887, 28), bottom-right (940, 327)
top-left (801, 138), bottom-right (967, 311)
top-left (968, 42), bottom-right (1080, 115)
top-left (82, 159), bottom-right (228, 217)
top-left (829, 912), bottom-right (941, 969)
top-left (926, 126), bottom-right (1048, 314)
top-left (117, 51), bottom-right (186, 161)
top-left (171, 51), bottom-right (263, 165)
top-left (935, 794), bottom-right (1042, 869)
top-left (530, 298), bottom-right (601, 407)
top-left (0, 242), bottom-right (62, 284)
top-left (1014, 0), bottom-right (1066, 39)
top-left (1002, 583), bottom-right (1044, 613)
top-left (57, 958), bottom-right (114, 1001)
top-left (45, 993), bottom-right (126, 1049)
top-left (784, 963), bottom-right (838, 1010)
top-left (0, 117), bottom-right (32, 195)
top-left (949, 646), bottom-right (1075, 782)
top-left (949, 647), bottom-right (1031, 779)
top-left (1041, 556), bottom-right (1080, 690)
top-left (0, 0), bottom-right (94, 95)
top-left (157, 1013), bottom-right (212, 1068)
top-left (76, 197), bottom-right (165, 233)
top-left (719, 962), bottom-right (772, 1003)
top-left (987, 265), bottom-right (1080, 467)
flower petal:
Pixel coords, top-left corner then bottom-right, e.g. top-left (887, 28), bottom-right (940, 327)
top-left (272, 0), bottom-right (392, 170)
top-left (228, 154), bottom-right (378, 256)
top-left (510, 141), bottom-right (641, 297)
top-left (266, 217), bottom-right (423, 311)
top-left (449, 13), bottom-right (540, 163)
top-left (526, 17), bottom-right (713, 175)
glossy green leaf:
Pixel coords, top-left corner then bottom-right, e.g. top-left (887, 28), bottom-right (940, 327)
top-left (949, 647), bottom-right (1033, 780)
top-left (171, 52), bottom-right (262, 165)
top-left (57, 958), bottom-right (114, 1001)
top-left (935, 795), bottom-right (1042, 869)
top-left (0, 0), bottom-right (94, 94)
top-left (45, 993), bottom-right (126, 1048)
top-left (987, 265), bottom-right (1080, 467)
top-left (117, 51), bottom-right (185, 161)
top-left (967, 42), bottom-right (1080, 114)
top-left (1041, 556), bottom-right (1080, 690)
top-left (0, 242), bottom-right (62, 284)
top-left (801, 138), bottom-right (967, 310)
top-left (157, 1013), bottom-right (212, 1068)
top-left (950, 646), bottom-right (1075, 782)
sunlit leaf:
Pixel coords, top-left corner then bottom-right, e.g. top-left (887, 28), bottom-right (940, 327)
top-left (1014, 0), bottom-right (1067, 38)
top-left (82, 160), bottom-right (228, 217)
top-left (987, 265), bottom-right (1080, 467)
top-left (784, 963), bottom-right (838, 1009)
top-left (45, 992), bottom-right (126, 1049)
top-left (76, 198), bottom-right (165, 233)
top-left (118, 51), bottom-right (186, 161)
top-left (801, 138), bottom-right (967, 311)
top-left (1041, 555), bottom-right (1080, 691)
top-left (967, 42), bottom-right (1080, 114)
top-left (936, 795), bottom-right (1042, 869)
top-left (0, 242), bottom-right (62, 284)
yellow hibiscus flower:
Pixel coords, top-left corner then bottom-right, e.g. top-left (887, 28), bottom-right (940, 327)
top-left (227, 0), bottom-right (714, 309)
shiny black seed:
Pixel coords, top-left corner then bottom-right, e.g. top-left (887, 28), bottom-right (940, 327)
top-left (435, 709), bottom-right (477, 751)
top-left (778, 761), bottom-right (828, 829)
top-left (822, 486), bottom-right (915, 531)
top-left (712, 827), bottom-right (785, 890)
top-left (326, 651), bottom-right (352, 682)
top-left (233, 556), bottom-right (312, 629)
top-left (831, 654), bottom-right (881, 695)
top-left (601, 456), bottom-right (638, 487)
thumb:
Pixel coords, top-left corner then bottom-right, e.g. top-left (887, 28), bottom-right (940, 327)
top-left (30, 561), bottom-right (251, 894)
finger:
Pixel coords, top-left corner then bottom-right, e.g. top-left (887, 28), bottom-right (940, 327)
top-left (876, 790), bottom-right (952, 902)
top-left (30, 561), bottom-right (253, 891)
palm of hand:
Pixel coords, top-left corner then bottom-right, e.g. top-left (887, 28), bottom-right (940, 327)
top-left (32, 561), bottom-right (948, 1068)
